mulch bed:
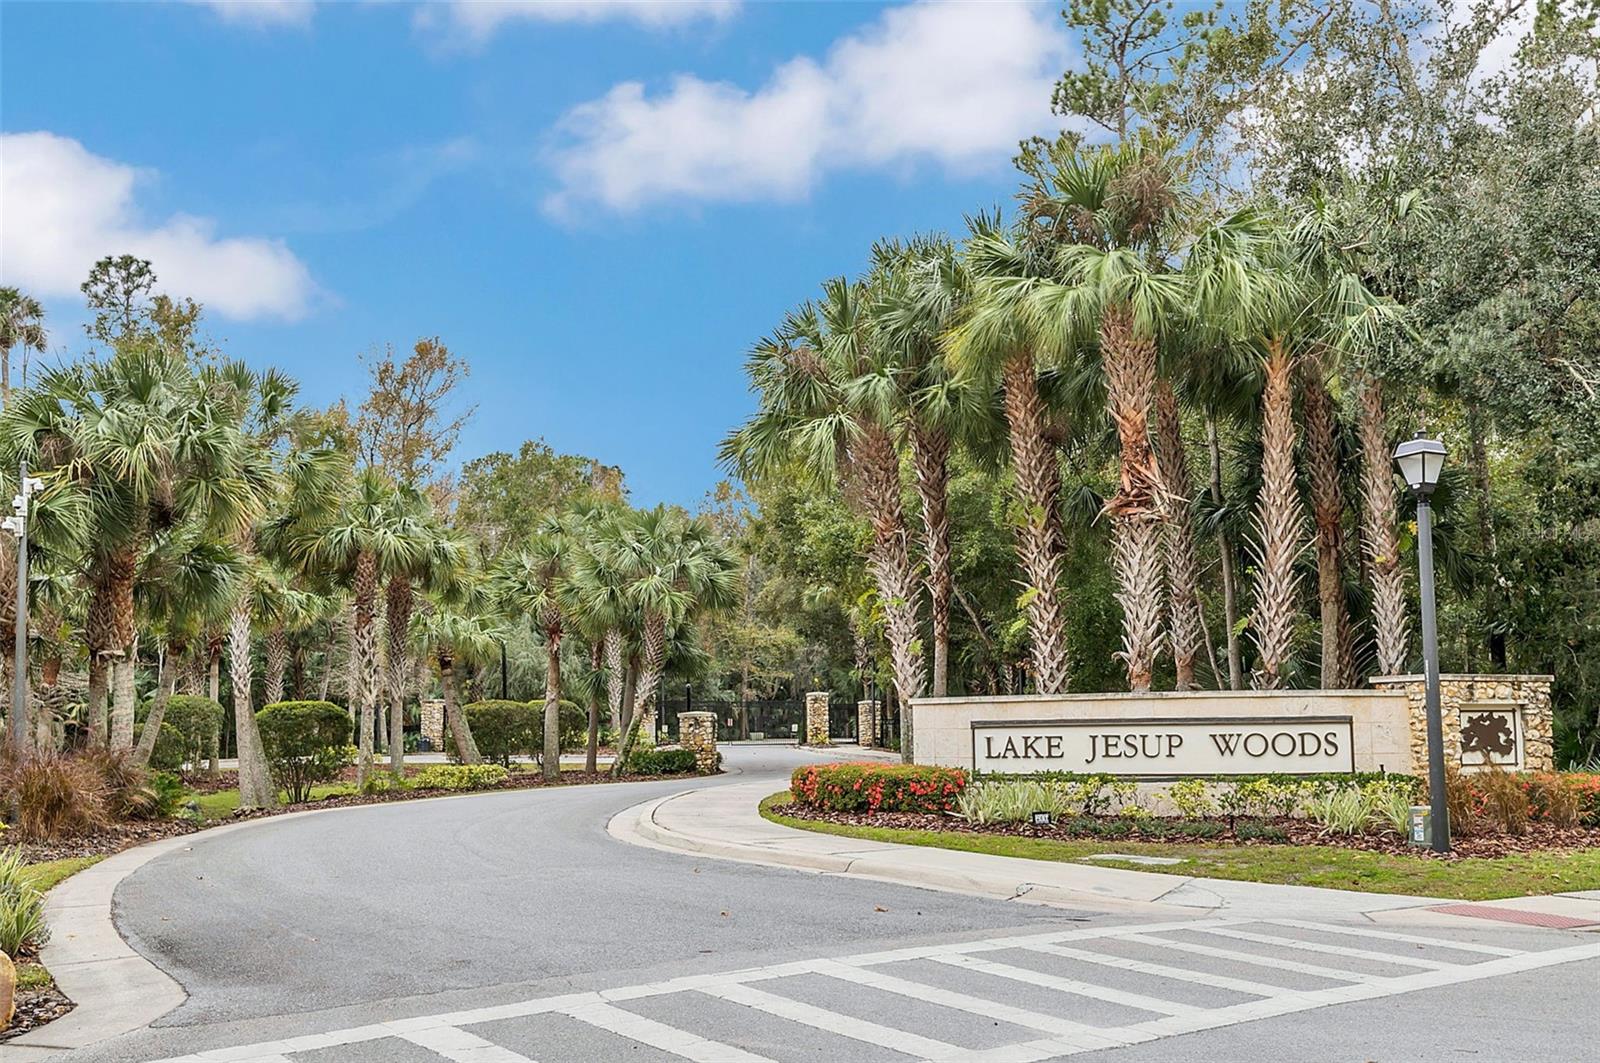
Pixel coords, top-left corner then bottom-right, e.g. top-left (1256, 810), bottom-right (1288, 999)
top-left (777, 803), bottom-right (1600, 860)
top-left (13, 817), bottom-right (202, 866)
top-left (2, 960), bottom-right (74, 1042)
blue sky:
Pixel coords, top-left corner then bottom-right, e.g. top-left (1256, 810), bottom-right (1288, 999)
top-left (1, 0), bottom-right (1073, 507)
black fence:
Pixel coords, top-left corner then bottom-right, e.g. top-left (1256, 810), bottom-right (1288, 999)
top-left (653, 692), bottom-right (903, 750)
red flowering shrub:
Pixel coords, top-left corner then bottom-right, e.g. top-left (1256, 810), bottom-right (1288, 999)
top-left (790, 762), bottom-right (967, 814)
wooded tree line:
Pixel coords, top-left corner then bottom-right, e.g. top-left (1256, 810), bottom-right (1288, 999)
top-left (0, 256), bottom-right (738, 804)
top-left (712, 0), bottom-right (1600, 761)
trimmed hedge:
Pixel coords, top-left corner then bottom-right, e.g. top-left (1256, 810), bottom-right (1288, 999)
top-left (624, 747), bottom-right (697, 776)
top-left (463, 700), bottom-right (538, 766)
top-left (791, 763), bottom-right (968, 814)
top-left (412, 764), bottom-right (509, 791)
top-left (257, 701), bottom-right (352, 802)
top-left (137, 695), bottom-right (224, 773)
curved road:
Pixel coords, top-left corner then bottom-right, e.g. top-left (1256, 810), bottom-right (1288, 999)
top-left (65, 745), bottom-right (1600, 1062)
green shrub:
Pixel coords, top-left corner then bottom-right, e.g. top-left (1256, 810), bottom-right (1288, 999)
top-left (147, 771), bottom-right (189, 817)
top-left (256, 701), bottom-right (353, 803)
top-left (555, 700), bottom-right (587, 754)
top-left (464, 700), bottom-right (538, 766)
top-left (1305, 785), bottom-right (1375, 836)
top-left (624, 747), bottom-right (697, 776)
top-left (0, 847), bottom-right (49, 958)
top-left (1235, 821), bottom-right (1289, 842)
top-left (790, 763), bottom-right (967, 814)
top-left (1165, 778), bottom-right (1217, 819)
top-left (154, 695), bottom-right (225, 773)
top-left (412, 764), bottom-right (509, 791)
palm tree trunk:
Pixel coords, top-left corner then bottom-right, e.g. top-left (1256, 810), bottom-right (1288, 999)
top-left (109, 655), bottom-right (137, 749)
top-left (1000, 352), bottom-right (1071, 693)
top-left (1357, 375), bottom-right (1410, 674)
top-left (205, 636), bottom-right (221, 774)
top-left (543, 618), bottom-right (562, 782)
top-left (133, 654), bottom-right (177, 767)
top-left (1101, 306), bottom-right (1164, 692)
top-left (631, 612), bottom-right (667, 734)
top-left (229, 593), bottom-right (277, 808)
top-left (1302, 371), bottom-right (1357, 688)
top-left (352, 550), bottom-right (380, 788)
top-left (909, 422), bottom-right (953, 698)
top-left (264, 626), bottom-right (289, 706)
top-left (610, 662), bottom-right (641, 779)
top-left (1207, 416), bottom-right (1245, 689)
top-left (385, 577), bottom-right (412, 774)
top-left (35, 655), bottom-right (63, 754)
top-left (604, 629), bottom-right (624, 732)
top-left (439, 655), bottom-right (480, 763)
top-left (586, 641), bottom-right (602, 773)
top-left (1249, 337), bottom-right (1308, 689)
top-left (86, 655), bottom-right (109, 746)
top-left (1154, 379), bottom-right (1202, 690)
top-left (852, 421), bottom-right (927, 716)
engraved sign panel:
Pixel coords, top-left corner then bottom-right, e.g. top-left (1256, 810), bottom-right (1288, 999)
top-left (971, 716), bottom-right (1356, 778)
top-left (1459, 704), bottom-right (1522, 771)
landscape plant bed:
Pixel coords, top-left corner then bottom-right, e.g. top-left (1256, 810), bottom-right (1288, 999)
top-left (12, 818), bottom-right (201, 866)
top-left (762, 794), bottom-right (1600, 900)
top-left (775, 800), bottom-right (1600, 860)
top-left (1, 960), bottom-right (73, 1042)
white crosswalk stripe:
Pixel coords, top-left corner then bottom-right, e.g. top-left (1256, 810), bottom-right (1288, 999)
top-left (147, 920), bottom-right (1600, 1063)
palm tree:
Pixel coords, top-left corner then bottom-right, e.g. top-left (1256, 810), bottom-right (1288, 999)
top-left (723, 281), bottom-right (927, 727)
top-left (946, 214), bottom-right (1074, 694)
top-left (132, 529), bottom-right (242, 766)
top-left (301, 469), bottom-right (426, 788)
top-left (0, 287), bottom-right (47, 404)
top-left (1153, 375), bottom-right (1203, 689)
top-left (0, 343), bottom-right (258, 750)
top-left (871, 235), bottom-right (975, 699)
top-left (1027, 142), bottom-right (1188, 693)
top-left (572, 506), bottom-right (736, 776)
top-left (382, 486), bottom-right (470, 773)
top-left (1300, 366), bottom-right (1358, 687)
top-left (493, 512), bottom-right (582, 782)
top-left (409, 598), bottom-right (496, 764)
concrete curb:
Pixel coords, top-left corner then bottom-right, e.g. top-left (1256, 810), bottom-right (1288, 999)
top-left (606, 783), bottom-right (1463, 921)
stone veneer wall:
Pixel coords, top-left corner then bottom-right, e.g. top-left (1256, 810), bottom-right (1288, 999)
top-left (857, 700), bottom-right (880, 748)
top-left (804, 691), bottom-right (831, 746)
top-left (1368, 674), bottom-right (1554, 773)
top-left (420, 699), bottom-right (445, 750)
top-left (678, 711), bottom-right (718, 774)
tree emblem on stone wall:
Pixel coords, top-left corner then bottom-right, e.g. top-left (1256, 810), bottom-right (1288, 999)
top-left (1461, 711), bottom-right (1516, 758)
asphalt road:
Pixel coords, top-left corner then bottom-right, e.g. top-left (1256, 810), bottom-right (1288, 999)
top-left (68, 744), bottom-right (1600, 1062)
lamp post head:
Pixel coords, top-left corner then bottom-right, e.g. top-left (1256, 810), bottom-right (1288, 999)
top-left (1393, 432), bottom-right (1447, 497)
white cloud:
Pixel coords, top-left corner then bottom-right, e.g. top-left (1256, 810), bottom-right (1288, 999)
top-left (542, 1), bottom-right (1070, 216)
top-left (183, 0), bottom-right (315, 28)
top-left (418, 0), bottom-right (740, 42)
top-left (1, 132), bottom-right (317, 322)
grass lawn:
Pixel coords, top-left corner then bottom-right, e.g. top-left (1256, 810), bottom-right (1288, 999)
top-left (760, 794), bottom-right (1600, 901)
top-left (17, 854), bottom-right (106, 893)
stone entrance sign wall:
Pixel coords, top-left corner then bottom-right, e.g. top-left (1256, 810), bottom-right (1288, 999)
top-left (913, 674), bottom-right (1555, 776)
top-left (913, 691), bottom-right (1410, 775)
top-left (1369, 674), bottom-right (1554, 772)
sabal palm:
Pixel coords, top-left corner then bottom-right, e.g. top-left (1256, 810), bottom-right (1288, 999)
top-left (0, 286), bottom-right (47, 403)
top-left (300, 468), bottom-right (428, 787)
top-left (945, 213), bottom-right (1075, 695)
top-left (1027, 142), bottom-right (1189, 693)
top-left (0, 343), bottom-right (259, 747)
top-left (492, 512), bottom-right (583, 781)
top-left (131, 529), bottom-right (243, 766)
top-left (409, 597), bottom-right (500, 764)
top-left (381, 485), bottom-right (471, 773)
top-left (724, 279), bottom-right (927, 724)
top-left (871, 235), bottom-right (976, 699)
top-left (573, 506), bottom-right (737, 776)
top-left (1290, 194), bottom-right (1415, 677)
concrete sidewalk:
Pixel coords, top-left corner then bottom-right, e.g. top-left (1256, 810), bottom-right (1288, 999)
top-left (610, 780), bottom-right (1600, 925)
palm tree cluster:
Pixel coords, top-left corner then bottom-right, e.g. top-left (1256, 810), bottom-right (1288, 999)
top-left (725, 137), bottom-right (1418, 749)
top-left (0, 262), bottom-right (740, 806)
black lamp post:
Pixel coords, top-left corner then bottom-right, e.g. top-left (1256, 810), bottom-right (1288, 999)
top-left (1393, 432), bottom-right (1449, 853)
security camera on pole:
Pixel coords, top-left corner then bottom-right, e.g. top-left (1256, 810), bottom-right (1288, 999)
top-left (1393, 432), bottom-right (1449, 853)
top-left (4, 465), bottom-right (43, 759)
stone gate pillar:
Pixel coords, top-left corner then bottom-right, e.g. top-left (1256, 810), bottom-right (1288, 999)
top-left (857, 700), bottom-right (879, 748)
top-left (804, 691), bottom-right (831, 746)
top-left (1369, 673), bottom-right (1554, 773)
top-left (420, 699), bottom-right (445, 750)
top-left (678, 711), bottom-right (718, 774)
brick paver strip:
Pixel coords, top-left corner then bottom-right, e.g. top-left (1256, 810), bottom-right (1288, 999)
top-left (1426, 903), bottom-right (1600, 930)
